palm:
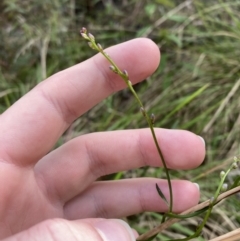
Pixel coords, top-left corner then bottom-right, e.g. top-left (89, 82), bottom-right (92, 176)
top-left (0, 168), bottom-right (62, 236)
top-left (0, 38), bottom-right (204, 239)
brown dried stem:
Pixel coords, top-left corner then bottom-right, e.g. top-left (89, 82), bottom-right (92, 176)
top-left (137, 186), bottom-right (240, 240)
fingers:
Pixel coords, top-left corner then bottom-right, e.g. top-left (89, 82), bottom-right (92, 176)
top-left (35, 128), bottom-right (205, 203)
top-left (0, 38), bottom-right (160, 166)
top-left (64, 179), bottom-right (200, 219)
top-left (3, 218), bottom-right (136, 241)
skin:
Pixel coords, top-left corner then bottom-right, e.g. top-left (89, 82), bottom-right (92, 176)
top-left (0, 38), bottom-right (205, 240)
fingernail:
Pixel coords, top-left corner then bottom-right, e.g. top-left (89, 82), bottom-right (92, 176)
top-left (198, 136), bottom-right (205, 146)
top-left (94, 219), bottom-right (135, 241)
top-left (193, 182), bottom-right (200, 190)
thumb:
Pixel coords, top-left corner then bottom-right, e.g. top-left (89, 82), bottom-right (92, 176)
top-left (3, 218), bottom-right (137, 241)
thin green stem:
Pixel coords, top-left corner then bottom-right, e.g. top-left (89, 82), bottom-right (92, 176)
top-left (80, 29), bottom-right (173, 213)
top-left (164, 207), bottom-right (208, 219)
top-left (99, 42), bottom-right (173, 213)
top-left (167, 160), bottom-right (239, 241)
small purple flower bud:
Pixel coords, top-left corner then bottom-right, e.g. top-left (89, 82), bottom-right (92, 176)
top-left (109, 65), bottom-right (117, 73)
top-left (88, 33), bottom-right (95, 41)
top-left (123, 70), bottom-right (128, 77)
top-left (80, 27), bottom-right (87, 34)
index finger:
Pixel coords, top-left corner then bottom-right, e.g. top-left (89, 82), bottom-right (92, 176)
top-left (0, 38), bottom-right (160, 166)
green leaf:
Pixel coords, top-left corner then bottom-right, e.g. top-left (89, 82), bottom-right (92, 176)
top-left (137, 26), bottom-right (151, 37)
top-left (230, 175), bottom-right (240, 189)
top-left (160, 84), bottom-right (210, 125)
top-left (168, 15), bottom-right (187, 23)
top-left (145, 4), bottom-right (157, 17)
top-left (166, 34), bottom-right (182, 48)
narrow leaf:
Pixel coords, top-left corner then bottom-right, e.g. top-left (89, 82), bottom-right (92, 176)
top-left (160, 84), bottom-right (209, 125)
top-left (230, 175), bottom-right (240, 189)
top-left (156, 183), bottom-right (169, 207)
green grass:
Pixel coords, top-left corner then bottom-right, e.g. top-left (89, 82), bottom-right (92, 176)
top-left (1, 0), bottom-right (240, 240)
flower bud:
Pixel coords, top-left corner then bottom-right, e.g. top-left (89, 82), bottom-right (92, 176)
top-left (88, 33), bottom-right (95, 41)
top-left (220, 171), bottom-right (225, 179)
top-left (97, 43), bottom-right (103, 50)
top-left (232, 162), bottom-right (238, 169)
top-left (81, 32), bottom-right (88, 39)
top-left (209, 197), bottom-right (215, 204)
top-left (88, 42), bottom-right (95, 49)
top-left (80, 27), bottom-right (87, 34)
top-left (150, 113), bottom-right (155, 124)
top-left (123, 70), bottom-right (128, 77)
top-left (221, 183), bottom-right (228, 191)
top-left (109, 65), bottom-right (117, 73)
top-left (233, 156), bottom-right (239, 162)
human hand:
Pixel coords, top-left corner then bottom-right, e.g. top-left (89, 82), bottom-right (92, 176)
top-left (0, 38), bottom-right (205, 240)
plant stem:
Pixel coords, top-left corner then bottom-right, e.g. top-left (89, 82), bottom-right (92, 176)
top-left (80, 28), bottom-right (173, 213)
top-left (80, 29), bottom-right (240, 241)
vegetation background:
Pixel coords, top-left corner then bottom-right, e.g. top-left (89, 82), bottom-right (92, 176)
top-left (0, 0), bottom-right (240, 240)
